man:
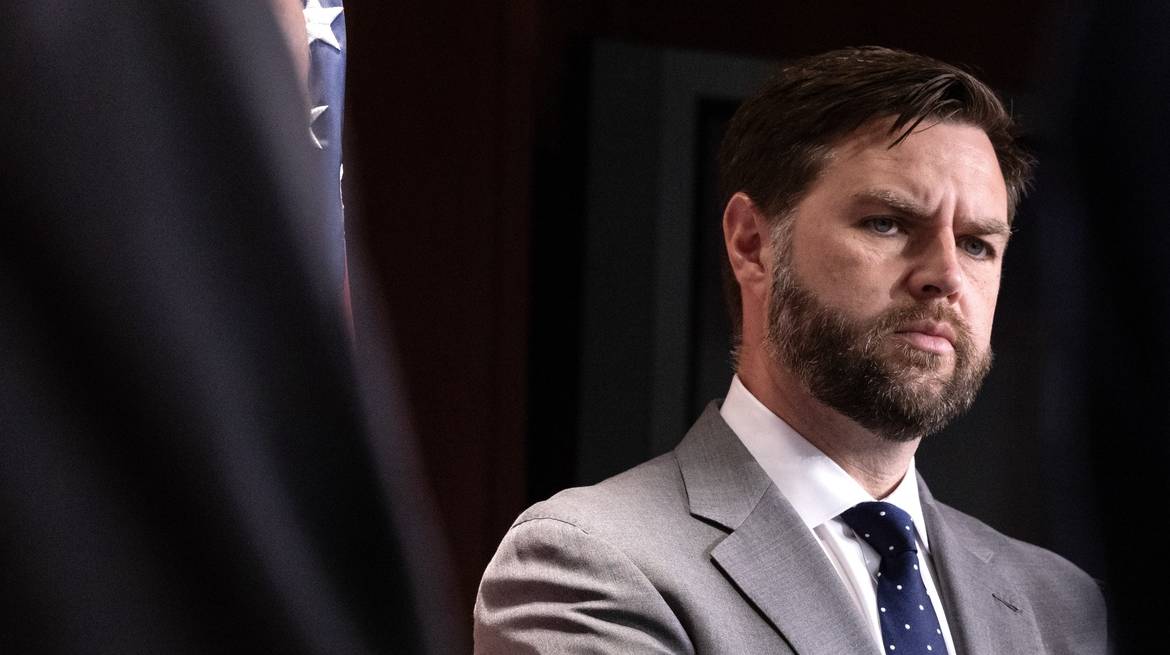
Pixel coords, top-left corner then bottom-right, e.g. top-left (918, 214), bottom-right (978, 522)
top-left (474, 47), bottom-right (1106, 654)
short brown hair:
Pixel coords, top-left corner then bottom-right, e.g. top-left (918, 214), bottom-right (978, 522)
top-left (719, 46), bottom-right (1033, 347)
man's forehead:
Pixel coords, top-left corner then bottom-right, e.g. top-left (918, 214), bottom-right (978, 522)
top-left (819, 121), bottom-right (1009, 217)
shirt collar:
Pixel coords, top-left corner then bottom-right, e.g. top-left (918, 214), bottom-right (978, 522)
top-left (720, 375), bottom-right (932, 552)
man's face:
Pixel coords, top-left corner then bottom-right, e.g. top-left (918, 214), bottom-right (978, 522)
top-left (764, 119), bottom-right (1010, 441)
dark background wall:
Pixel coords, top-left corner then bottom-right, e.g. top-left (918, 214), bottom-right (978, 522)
top-left (343, 1), bottom-right (1158, 649)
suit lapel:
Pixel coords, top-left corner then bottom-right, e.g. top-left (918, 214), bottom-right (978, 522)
top-left (676, 405), bottom-right (874, 654)
top-left (918, 480), bottom-right (1045, 655)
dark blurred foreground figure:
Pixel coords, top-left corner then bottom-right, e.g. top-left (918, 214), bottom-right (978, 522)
top-left (0, 2), bottom-right (457, 653)
top-left (476, 48), bottom-right (1106, 654)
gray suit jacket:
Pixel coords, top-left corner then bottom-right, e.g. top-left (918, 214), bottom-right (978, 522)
top-left (475, 403), bottom-right (1106, 654)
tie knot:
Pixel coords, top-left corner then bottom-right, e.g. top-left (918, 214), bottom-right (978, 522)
top-left (840, 501), bottom-right (917, 556)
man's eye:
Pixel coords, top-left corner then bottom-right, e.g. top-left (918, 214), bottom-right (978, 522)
top-left (960, 237), bottom-right (991, 258)
top-left (867, 218), bottom-right (899, 234)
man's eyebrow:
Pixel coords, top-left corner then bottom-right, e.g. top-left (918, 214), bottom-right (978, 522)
top-left (852, 189), bottom-right (926, 217)
top-left (964, 217), bottom-right (1013, 239)
top-left (851, 188), bottom-right (1012, 238)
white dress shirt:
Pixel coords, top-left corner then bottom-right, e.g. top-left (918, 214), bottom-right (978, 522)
top-left (720, 375), bottom-right (958, 655)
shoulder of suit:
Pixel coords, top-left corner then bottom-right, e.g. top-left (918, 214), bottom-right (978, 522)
top-left (513, 450), bottom-right (688, 535)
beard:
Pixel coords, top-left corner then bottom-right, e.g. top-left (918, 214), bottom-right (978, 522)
top-left (764, 253), bottom-right (992, 442)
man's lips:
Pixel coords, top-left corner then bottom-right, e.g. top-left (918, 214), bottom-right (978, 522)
top-left (893, 320), bottom-right (957, 354)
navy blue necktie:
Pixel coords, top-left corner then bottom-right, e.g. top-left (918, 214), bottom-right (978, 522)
top-left (840, 501), bottom-right (945, 654)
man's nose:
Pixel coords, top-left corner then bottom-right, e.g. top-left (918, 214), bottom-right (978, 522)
top-left (906, 234), bottom-right (964, 301)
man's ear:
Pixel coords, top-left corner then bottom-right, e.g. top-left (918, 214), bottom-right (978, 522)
top-left (722, 192), bottom-right (771, 301)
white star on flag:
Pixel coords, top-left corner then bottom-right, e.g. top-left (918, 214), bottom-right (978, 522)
top-left (309, 105), bottom-right (328, 149)
top-left (303, 0), bottom-right (344, 51)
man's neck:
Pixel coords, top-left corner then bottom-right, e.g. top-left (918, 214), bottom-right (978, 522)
top-left (736, 359), bottom-right (920, 500)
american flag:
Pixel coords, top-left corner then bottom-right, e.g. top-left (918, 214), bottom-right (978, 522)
top-left (302, 0), bottom-right (348, 299)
